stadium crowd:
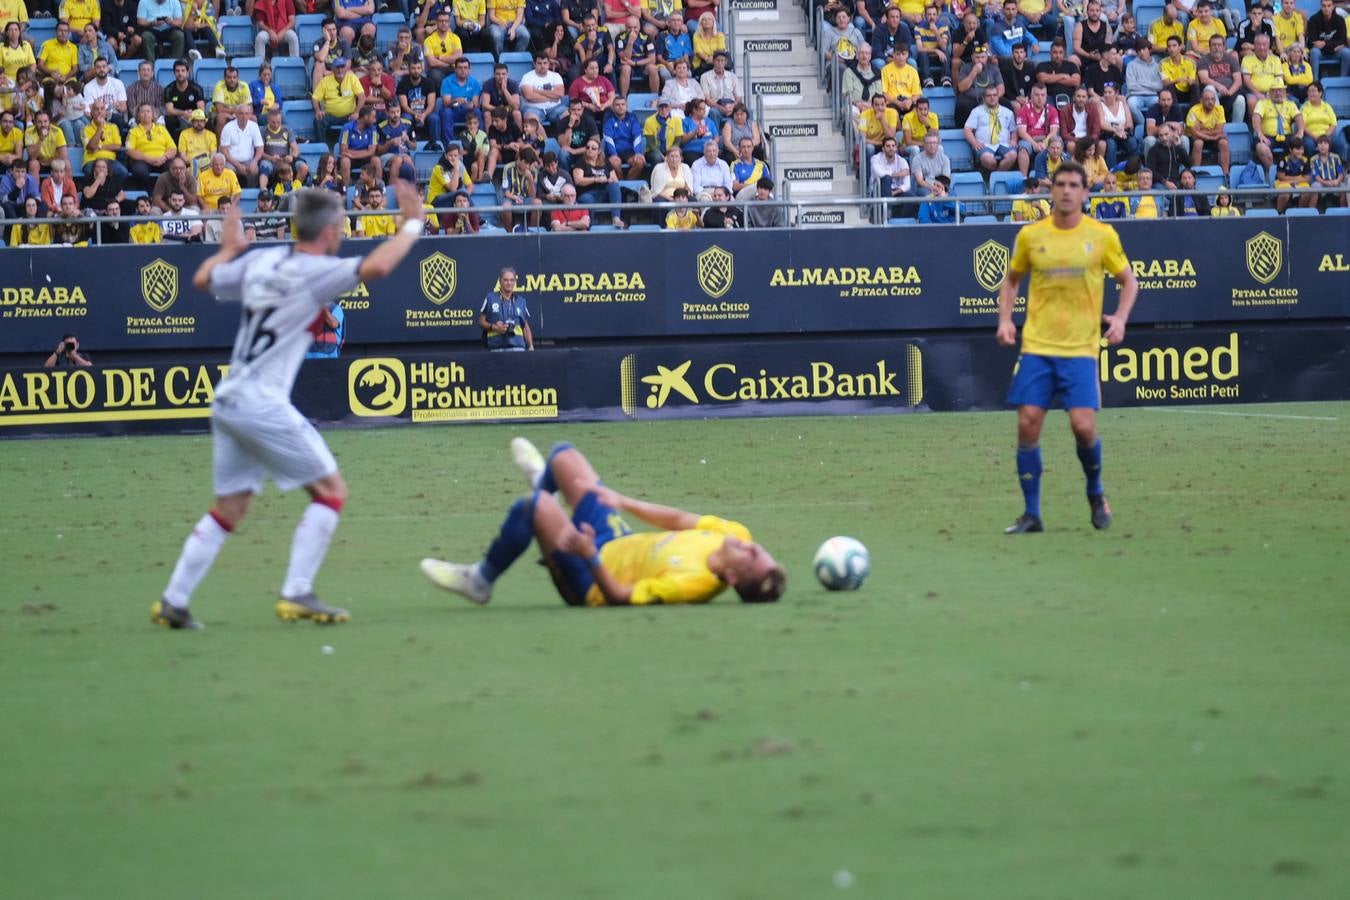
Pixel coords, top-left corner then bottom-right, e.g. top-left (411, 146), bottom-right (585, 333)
top-left (0, 0), bottom-right (804, 244)
top-left (0, 0), bottom-right (1347, 241)
top-left (830, 0), bottom-right (1350, 218)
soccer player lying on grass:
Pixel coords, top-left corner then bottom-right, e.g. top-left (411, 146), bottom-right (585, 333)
top-left (420, 439), bottom-right (787, 606)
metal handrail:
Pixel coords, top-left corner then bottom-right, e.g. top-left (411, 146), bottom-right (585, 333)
top-left (2, 187), bottom-right (1340, 244)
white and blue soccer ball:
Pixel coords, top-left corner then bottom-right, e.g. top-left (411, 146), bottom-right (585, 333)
top-left (813, 537), bottom-right (870, 591)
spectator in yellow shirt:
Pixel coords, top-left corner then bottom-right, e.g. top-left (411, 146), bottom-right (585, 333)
top-left (312, 56), bottom-right (365, 143)
top-left (197, 152), bottom-right (242, 210)
top-left (212, 66), bottom-right (253, 132)
top-left (1147, 4), bottom-right (1184, 54)
top-left (423, 10), bottom-right (463, 83)
top-left (126, 102), bottom-right (178, 187)
top-left (1271, 0), bottom-right (1305, 58)
top-left (0, 22), bottom-right (35, 80)
top-left (1242, 34), bottom-right (1283, 105)
top-left (901, 97), bottom-right (939, 159)
top-left (1186, 85), bottom-right (1229, 173)
top-left (1281, 42), bottom-right (1312, 103)
top-left (1011, 175), bottom-right (1051, 221)
top-left (452, 0), bottom-right (487, 51)
top-left (82, 100), bottom-right (128, 179)
top-left (60, 0), bottom-right (102, 33)
top-left (24, 110), bottom-right (68, 178)
top-left (1299, 81), bottom-right (1341, 158)
top-left (0, 108), bottom-right (22, 168)
top-left (1252, 80), bottom-right (1304, 167)
top-left (663, 185), bottom-right (699, 229)
top-left (1160, 36), bottom-right (1196, 101)
top-left (860, 93), bottom-right (899, 149)
top-left (881, 45), bottom-right (921, 114)
top-left (0, 0), bottom-right (28, 31)
top-left (356, 185), bottom-right (397, 236)
top-left (37, 22), bottom-right (81, 93)
top-left (177, 108), bottom-right (217, 176)
top-left (130, 196), bottom-right (164, 243)
top-left (487, 0), bottom-right (529, 59)
top-left (1185, 1), bottom-right (1226, 57)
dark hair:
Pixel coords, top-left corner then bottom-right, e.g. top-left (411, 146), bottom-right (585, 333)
top-left (1052, 160), bottom-right (1089, 188)
top-left (494, 62), bottom-right (508, 72)
top-left (737, 566), bottom-right (787, 603)
top-left (756, 176), bottom-right (774, 190)
top-left (1135, 37), bottom-right (1151, 51)
top-left (541, 150), bottom-right (558, 164)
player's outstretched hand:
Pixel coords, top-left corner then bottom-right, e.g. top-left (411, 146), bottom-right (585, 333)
top-left (995, 319), bottom-right (1017, 347)
top-left (393, 179), bottom-right (425, 225)
top-left (220, 201), bottom-right (247, 257)
top-left (1102, 313), bottom-right (1127, 345)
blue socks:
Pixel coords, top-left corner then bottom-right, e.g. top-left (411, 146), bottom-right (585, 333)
top-left (1016, 445), bottom-right (1043, 519)
top-left (536, 442), bottom-right (573, 494)
top-left (1077, 438), bottom-right (1104, 497)
top-left (479, 496), bottom-right (535, 583)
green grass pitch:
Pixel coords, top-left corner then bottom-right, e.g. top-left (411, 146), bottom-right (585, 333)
top-left (2, 403), bottom-right (1347, 899)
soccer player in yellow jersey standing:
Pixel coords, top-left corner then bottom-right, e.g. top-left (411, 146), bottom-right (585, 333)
top-left (421, 439), bottom-right (786, 606)
top-left (997, 160), bottom-right (1139, 533)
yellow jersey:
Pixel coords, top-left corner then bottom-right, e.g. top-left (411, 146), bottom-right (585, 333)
top-left (0, 124), bottom-right (22, 157)
top-left (1241, 53), bottom-right (1283, 94)
top-left (357, 212), bottom-right (397, 236)
top-left (488, 0), bottom-right (524, 26)
top-left (1253, 97), bottom-right (1299, 140)
top-left (212, 81), bottom-right (251, 111)
top-left (1185, 17), bottom-right (1225, 51)
top-left (59, 0), bottom-right (101, 31)
top-left (640, 0), bottom-right (683, 14)
top-left (127, 123), bottom-right (175, 158)
top-left (24, 125), bottom-right (65, 163)
top-left (1282, 60), bottom-right (1312, 91)
top-left (0, 42), bottom-right (34, 78)
top-left (901, 109), bottom-right (938, 143)
top-left (426, 161), bottom-right (471, 203)
top-left (0, 0), bottom-right (28, 25)
top-left (664, 208), bottom-right (699, 230)
top-left (881, 61), bottom-right (920, 100)
top-left (860, 106), bottom-right (898, 143)
top-left (1018, 0), bottom-right (1048, 16)
top-left (424, 31), bottom-right (463, 60)
top-left (1010, 216), bottom-right (1129, 358)
top-left (38, 39), bottom-right (79, 78)
top-left (1011, 197), bottom-right (1050, 221)
top-left (313, 72), bottom-right (364, 118)
top-left (1185, 102), bottom-right (1225, 133)
top-left (1160, 55), bottom-right (1196, 93)
top-left (1132, 195), bottom-right (1161, 218)
top-left (1148, 18), bottom-right (1184, 51)
top-left (22, 223), bottom-right (52, 245)
top-left (693, 31), bottom-right (726, 63)
top-left (82, 121), bottom-right (121, 160)
top-left (1273, 13), bottom-right (1304, 51)
top-left (898, 0), bottom-right (925, 16)
top-left (198, 167), bottom-right (241, 209)
top-left (178, 127), bottom-right (217, 173)
top-left (452, 0), bottom-right (485, 22)
top-left (130, 221), bottom-right (163, 243)
top-left (1210, 204), bottom-right (1241, 217)
top-left (586, 516), bottom-right (752, 607)
top-left (1301, 101), bottom-right (1337, 138)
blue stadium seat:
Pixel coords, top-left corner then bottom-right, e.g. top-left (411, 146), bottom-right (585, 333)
top-left (239, 187), bottom-right (260, 207)
top-left (194, 58), bottom-right (228, 96)
top-left (988, 170), bottom-right (1025, 215)
top-left (629, 224), bottom-right (662, 232)
top-left (1323, 77), bottom-right (1350, 117)
top-left (271, 57), bottom-right (310, 101)
top-left (414, 147), bottom-right (441, 181)
top-left (927, 92), bottom-right (956, 128)
top-left (374, 12), bottom-right (406, 52)
top-left (500, 51), bottom-right (533, 82)
top-left (296, 14), bottom-right (326, 57)
top-left (217, 16), bottom-right (256, 56)
top-left (963, 215), bottom-right (1000, 223)
top-left (940, 128), bottom-right (973, 171)
top-left (67, 146), bottom-right (83, 172)
top-left (1325, 207), bottom-right (1350, 216)
top-left (296, 141), bottom-right (329, 174)
top-left (1284, 207), bottom-right (1320, 216)
top-left (949, 170), bottom-right (988, 215)
top-left (124, 190), bottom-right (148, 201)
top-left (466, 52), bottom-right (495, 84)
top-left (1295, 0), bottom-right (1320, 14)
top-left (1191, 165), bottom-right (1225, 196)
top-left (27, 20), bottom-right (56, 48)
top-left (284, 100), bottom-right (319, 141)
top-left (118, 59), bottom-right (142, 81)
top-left (1133, 2), bottom-right (1166, 32)
top-left (232, 56), bottom-right (264, 86)
top-left (628, 92), bottom-right (658, 110)
top-left (155, 59), bottom-right (178, 87)
top-left (1225, 122), bottom-right (1251, 165)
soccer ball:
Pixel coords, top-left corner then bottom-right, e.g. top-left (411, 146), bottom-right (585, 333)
top-left (813, 537), bottom-right (870, 591)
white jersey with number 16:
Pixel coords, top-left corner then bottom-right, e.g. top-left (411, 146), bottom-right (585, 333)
top-left (210, 246), bottom-right (362, 402)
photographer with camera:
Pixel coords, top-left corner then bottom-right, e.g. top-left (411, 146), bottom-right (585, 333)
top-left (44, 334), bottom-right (92, 368)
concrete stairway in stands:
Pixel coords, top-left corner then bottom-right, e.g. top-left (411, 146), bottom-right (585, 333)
top-left (731, 0), bottom-right (864, 226)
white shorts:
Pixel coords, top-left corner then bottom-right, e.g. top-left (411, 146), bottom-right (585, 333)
top-left (211, 393), bottom-right (337, 496)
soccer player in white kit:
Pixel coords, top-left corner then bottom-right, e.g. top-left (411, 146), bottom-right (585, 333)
top-left (152, 183), bottom-right (426, 630)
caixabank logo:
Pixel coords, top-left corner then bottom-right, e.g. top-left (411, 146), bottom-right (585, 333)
top-left (1232, 230), bottom-right (1299, 309)
top-left (619, 348), bottom-right (924, 417)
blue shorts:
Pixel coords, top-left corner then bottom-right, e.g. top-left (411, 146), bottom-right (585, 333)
top-left (1006, 353), bottom-right (1101, 410)
top-left (979, 145), bottom-right (1013, 161)
top-left (545, 489), bottom-right (632, 606)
